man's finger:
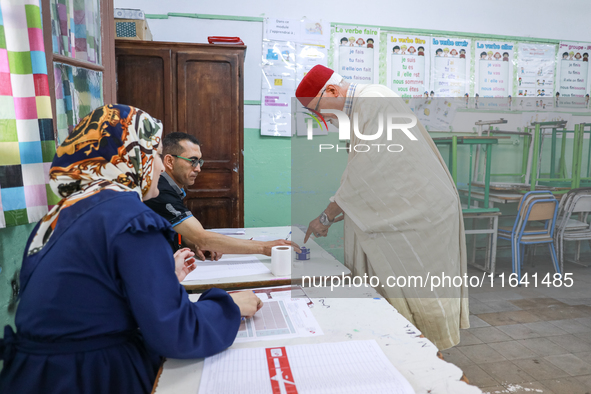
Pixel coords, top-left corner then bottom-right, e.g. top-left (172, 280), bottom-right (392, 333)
top-left (304, 226), bottom-right (313, 243)
top-left (195, 250), bottom-right (206, 261)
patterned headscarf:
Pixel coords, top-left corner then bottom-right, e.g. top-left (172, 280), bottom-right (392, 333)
top-left (27, 104), bottom-right (163, 255)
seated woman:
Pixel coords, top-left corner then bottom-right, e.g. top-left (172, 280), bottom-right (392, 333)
top-left (0, 104), bottom-right (261, 393)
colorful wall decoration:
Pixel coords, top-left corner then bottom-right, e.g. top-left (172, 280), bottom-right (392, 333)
top-left (0, 0), bottom-right (59, 228)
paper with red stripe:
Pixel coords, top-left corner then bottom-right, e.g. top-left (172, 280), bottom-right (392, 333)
top-left (266, 347), bottom-right (298, 394)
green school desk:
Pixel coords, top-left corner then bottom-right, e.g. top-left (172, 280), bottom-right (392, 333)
top-left (434, 136), bottom-right (503, 275)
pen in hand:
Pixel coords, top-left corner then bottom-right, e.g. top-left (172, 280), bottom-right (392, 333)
top-left (285, 231), bottom-right (292, 240)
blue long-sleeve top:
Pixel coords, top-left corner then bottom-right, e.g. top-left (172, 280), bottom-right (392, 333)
top-left (0, 190), bottom-right (240, 393)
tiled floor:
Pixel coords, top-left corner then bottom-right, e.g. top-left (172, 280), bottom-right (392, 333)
top-left (443, 254), bottom-right (591, 394)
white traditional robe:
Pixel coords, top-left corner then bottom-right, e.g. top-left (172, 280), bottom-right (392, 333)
top-left (334, 84), bottom-right (469, 350)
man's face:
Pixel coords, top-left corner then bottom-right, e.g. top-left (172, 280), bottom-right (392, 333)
top-left (170, 140), bottom-right (202, 188)
top-left (307, 85), bottom-right (345, 125)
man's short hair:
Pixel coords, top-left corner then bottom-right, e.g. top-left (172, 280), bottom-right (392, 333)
top-left (162, 132), bottom-right (201, 157)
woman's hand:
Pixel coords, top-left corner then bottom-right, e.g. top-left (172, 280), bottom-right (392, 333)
top-left (173, 248), bottom-right (197, 282)
top-left (230, 291), bottom-right (263, 318)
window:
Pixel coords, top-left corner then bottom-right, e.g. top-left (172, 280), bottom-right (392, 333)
top-left (41, 0), bottom-right (115, 144)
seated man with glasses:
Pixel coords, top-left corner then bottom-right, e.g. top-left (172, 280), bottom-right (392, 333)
top-left (145, 132), bottom-right (297, 259)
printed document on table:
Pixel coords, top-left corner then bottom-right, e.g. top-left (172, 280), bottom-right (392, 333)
top-left (199, 340), bottom-right (415, 394)
top-left (235, 298), bottom-right (322, 343)
top-left (208, 228), bottom-right (245, 235)
top-left (183, 256), bottom-right (270, 281)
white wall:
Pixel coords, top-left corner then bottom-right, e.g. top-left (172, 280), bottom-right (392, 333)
top-left (115, 0), bottom-right (591, 43)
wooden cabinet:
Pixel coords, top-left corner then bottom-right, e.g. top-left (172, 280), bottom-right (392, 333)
top-left (115, 41), bottom-right (245, 228)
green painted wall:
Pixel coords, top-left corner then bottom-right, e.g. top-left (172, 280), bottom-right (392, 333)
top-left (243, 128), bottom-right (292, 227)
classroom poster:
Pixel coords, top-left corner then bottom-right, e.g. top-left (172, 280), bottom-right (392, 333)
top-left (333, 25), bottom-right (380, 84)
top-left (293, 44), bottom-right (335, 137)
top-left (261, 18), bottom-right (332, 137)
top-left (411, 97), bottom-right (458, 131)
top-left (474, 40), bottom-right (515, 110)
top-left (514, 97), bottom-right (553, 111)
top-left (430, 36), bottom-right (471, 97)
top-left (264, 18), bottom-right (301, 42)
top-left (386, 33), bottom-right (430, 98)
top-left (260, 40), bottom-right (296, 137)
top-left (517, 44), bottom-right (556, 102)
top-left (261, 65), bottom-right (296, 92)
top-left (264, 17), bottom-right (330, 47)
top-left (556, 42), bottom-right (591, 108)
top-left (300, 19), bottom-right (331, 47)
top-left (295, 44), bottom-right (328, 85)
top-left (260, 110), bottom-right (291, 137)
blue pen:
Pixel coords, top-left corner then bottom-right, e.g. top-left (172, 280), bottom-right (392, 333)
top-left (285, 231), bottom-right (292, 240)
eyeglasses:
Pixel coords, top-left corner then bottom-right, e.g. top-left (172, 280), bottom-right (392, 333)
top-left (306, 88), bottom-right (326, 112)
top-left (313, 88), bottom-right (327, 112)
top-left (172, 155), bottom-right (204, 168)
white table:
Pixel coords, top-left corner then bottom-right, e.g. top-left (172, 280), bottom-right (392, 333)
top-left (181, 226), bottom-right (351, 292)
top-left (153, 287), bottom-right (481, 394)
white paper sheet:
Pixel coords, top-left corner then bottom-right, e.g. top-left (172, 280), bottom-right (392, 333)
top-left (251, 233), bottom-right (292, 242)
top-left (183, 256), bottom-right (270, 281)
top-left (264, 17), bottom-right (301, 42)
top-left (236, 299), bottom-right (322, 343)
top-left (199, 340), bottom-right (415, 394)
top-left (208, 228), bottom-right (245, 235)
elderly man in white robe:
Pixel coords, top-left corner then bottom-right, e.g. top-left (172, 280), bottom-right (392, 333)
top-left (296, 65), bottom-right (469, 350)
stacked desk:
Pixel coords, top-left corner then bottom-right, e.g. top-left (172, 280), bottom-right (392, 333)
top-left (433, 136), bottom-right (503, 275)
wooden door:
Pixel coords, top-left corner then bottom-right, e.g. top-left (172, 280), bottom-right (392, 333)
top-left (176, 47), bottom-right (245, 228)
top-left (115, 45), bottom-right (174, 133)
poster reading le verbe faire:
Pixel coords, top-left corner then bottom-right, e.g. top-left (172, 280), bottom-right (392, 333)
top-left (333, 25), bottom-right (380, 84)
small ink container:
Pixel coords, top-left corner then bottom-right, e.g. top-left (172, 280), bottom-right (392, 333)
top-left (295, 246), bottom-right (310, 260)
